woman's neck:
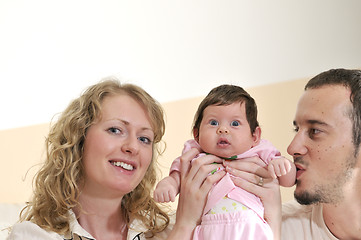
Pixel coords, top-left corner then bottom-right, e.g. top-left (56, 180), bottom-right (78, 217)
top-left (74, 193), bottom-right (127, 240)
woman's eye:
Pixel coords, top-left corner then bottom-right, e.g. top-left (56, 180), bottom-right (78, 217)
top-left (139, 136), bottom-right (152, 145)
top-left (209, 120), bottom-right (218, 126)
top-left (231, 121), bottom-right (240, 127)
top-left (108, 127), bottom-right (122, 134)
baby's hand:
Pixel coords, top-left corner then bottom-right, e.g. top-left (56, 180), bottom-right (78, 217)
top-left (153, 176), bottom-right (179, 203)
top-left (267, 157), bottom-right (292, 179)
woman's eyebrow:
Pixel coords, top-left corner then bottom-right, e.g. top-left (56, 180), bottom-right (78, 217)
top-left (116, 118), bottom-right (153, 132)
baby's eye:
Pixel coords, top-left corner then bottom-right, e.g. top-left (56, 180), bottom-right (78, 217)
top-left (138, 136), bottom-right (152, 145)
top-left (231, 120), bottom-right (240, 127)
top-left (209, 120), bottom-right (219, 126)
top-left (108, 127), bottom-right (122, 134)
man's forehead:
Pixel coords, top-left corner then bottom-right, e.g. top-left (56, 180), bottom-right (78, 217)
top-left (295, 85), bottom-right (352, 125)
top-left (300, 85), bottom-right (350, 105)
top-left (304, 84), bottom-right (351, 98)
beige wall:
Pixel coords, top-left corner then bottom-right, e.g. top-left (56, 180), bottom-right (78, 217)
top-left (0, 124), bottom-right (49, 203)
top-left (0, 78), bottom-right (307, 205)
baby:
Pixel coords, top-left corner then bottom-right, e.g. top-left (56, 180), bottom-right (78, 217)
top-left (154, 84), bottom-right (296, 239)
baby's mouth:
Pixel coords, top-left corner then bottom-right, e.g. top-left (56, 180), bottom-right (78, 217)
top-left (217, 138), bottom-right (230, 146)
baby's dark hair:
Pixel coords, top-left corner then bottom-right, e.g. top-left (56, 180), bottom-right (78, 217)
top-left (193, 84), bottom-right (259, 139)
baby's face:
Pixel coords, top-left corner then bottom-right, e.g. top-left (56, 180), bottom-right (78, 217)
top-left (197, 102), bottom-right (259, 158)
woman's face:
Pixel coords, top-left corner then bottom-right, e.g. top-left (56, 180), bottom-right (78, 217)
top-left (82, 94), bottom-right (154, 198)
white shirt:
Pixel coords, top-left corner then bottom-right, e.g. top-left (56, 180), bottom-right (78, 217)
top-left (7, 211), bottom-right (173, 240)
top-left (282, 200), bottom-right (338, 240)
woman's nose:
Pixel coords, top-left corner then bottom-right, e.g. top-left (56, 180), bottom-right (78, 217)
top-left (121, 136), bottom-right (139, 155)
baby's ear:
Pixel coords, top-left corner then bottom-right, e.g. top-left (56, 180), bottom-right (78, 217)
top-left (252, 126), bottom-right (261, 146)
top-left (193, 128), bottom-right (199, 142)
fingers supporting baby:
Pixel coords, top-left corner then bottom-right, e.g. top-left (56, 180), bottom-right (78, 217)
top-left (223, 156), bottom-right (281, 240)
top-left (179, 149), bottom-right (224, 208)
top-left (180, 149), bottom-right (223, 179)
top-left (173, 148), bottom-right (224, 239)
top-left (223, 156), bottom-right (270, 186)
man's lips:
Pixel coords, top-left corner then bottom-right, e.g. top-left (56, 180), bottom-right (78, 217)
top-left (295, 164), bottom-right (305, 179)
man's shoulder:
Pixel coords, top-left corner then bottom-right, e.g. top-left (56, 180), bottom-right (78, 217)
top-left (282, 200), bottom-right (316, 239)
top-left (282, 200), bottom-right (314, 218)
top-left (282, 200), bottom-right (324, 229)
top-left (281, 200), bottom-right (337, 239)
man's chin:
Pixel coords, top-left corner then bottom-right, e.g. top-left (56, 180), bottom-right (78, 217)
top-left (294, 191), bottom-right (322, 205)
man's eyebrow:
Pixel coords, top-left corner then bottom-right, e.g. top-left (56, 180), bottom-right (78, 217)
top-left (307, 119), bottom-right (329, 126)
top-left (293, 120), bottom-right (328, 126)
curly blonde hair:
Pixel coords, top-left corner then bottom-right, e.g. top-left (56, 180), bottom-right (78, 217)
top-left (20, 79), bottom-right (169, 236)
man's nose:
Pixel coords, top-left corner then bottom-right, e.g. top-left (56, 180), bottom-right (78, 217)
top-left (287, 132), bottom-right (307, 157)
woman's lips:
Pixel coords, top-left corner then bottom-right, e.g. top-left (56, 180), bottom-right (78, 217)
top-left (109, 160), bottom-right (135, 171)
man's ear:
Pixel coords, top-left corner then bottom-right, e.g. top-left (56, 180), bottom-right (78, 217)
top-left (252, 126), bottom-right (261, 146)
top-left (193, 128), bottom-right (199, 142)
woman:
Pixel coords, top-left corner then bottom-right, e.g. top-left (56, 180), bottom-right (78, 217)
top-left (8, 79), bottom-right (226, 240)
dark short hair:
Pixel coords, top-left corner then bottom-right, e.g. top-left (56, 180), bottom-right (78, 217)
top-left (306, 68), bottom-right (361, 152)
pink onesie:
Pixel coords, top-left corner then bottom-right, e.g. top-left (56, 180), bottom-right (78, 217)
top-left (170, 139), bottom-right (280, 240)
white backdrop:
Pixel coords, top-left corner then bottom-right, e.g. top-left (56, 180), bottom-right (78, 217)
top-left (1, 0), bottom-right (361, 130)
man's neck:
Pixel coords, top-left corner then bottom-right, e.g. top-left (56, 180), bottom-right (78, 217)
top-left (322, 171), bottom-right (361, 240)
top-left (323, 202), bottom-right (361, 240)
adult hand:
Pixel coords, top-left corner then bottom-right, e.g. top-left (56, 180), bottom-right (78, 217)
top-left (223, 157), bottom-right (282, 240)
top-left (168, 148), bottom-right (225, 240)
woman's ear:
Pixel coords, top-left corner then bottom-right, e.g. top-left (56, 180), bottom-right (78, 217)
top-left (252, 126), bottom-right (261, 146)
top-left (193, 128), bottom-right (199, 142)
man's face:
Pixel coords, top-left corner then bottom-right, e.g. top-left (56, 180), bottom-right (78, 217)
top-left (287, 85), bottom-right (359, 205)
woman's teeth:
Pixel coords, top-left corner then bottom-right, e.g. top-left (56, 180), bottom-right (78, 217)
top-left (111, 161), bottom-right (134, 171)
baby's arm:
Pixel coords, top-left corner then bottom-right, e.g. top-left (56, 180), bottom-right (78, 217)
top-left (154, 171), bottom-right (181, 203)
top-left (268, 157), bottom-right (296, 187)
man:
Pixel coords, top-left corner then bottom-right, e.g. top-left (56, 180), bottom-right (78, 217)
top-left (282, 68), bottom-right (361, 239)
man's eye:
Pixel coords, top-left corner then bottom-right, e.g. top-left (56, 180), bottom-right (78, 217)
top-left (209, 120), bottom-right (218, 126)
top-left (309, 128), bottom-right (320, 137)
top-left (139, 136), bottom-right (152, 145)
top-left (293, 127), bottom-right (299, 133)
top-left (231, 121), bottom-right (240, 127)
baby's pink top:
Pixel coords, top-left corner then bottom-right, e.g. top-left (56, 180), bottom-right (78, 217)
top-left (170, 139), bottom-right (280, 220)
